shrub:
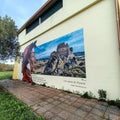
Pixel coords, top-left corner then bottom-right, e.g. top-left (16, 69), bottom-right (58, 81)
top-left (81, 91), bottom-right (93, 99)
top-left (41, 83), bottom-right (46, 87)
top-left (108, 99), bottom-right (120, 108)
top-left (0, 63), bottom-right (13, 71)
top-left (107, 100), bottom-right (116, 106)
top-left (116, 99), bottom-right (120, 108)
top-left (98, 89), bottom-right (107, 101)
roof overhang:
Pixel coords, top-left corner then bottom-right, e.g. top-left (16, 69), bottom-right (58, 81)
top-left (17, 0), bottom-right (58, 34)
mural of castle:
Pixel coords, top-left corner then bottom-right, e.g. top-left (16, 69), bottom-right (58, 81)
top-left (34, 28), bottom-right (86, 78)
top-left (43, 42), bottom-right (86, 77)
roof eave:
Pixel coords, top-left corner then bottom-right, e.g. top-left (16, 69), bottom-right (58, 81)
top-left (17, 0), bottom-right (57, 34)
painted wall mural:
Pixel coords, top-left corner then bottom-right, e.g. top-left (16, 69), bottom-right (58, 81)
top-left (22, 28), bottom-right (86, 80)
top-left (22, 41), bottom-right (37, 83)
top-left (34, 28), bottom-right (86, 78)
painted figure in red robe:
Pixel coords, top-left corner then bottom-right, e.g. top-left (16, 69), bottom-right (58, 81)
top-left (22, 41), bottom-right (37, 83)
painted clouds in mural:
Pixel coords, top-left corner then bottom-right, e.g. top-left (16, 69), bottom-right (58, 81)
top-left (34, 28), bottom-right (86, 78)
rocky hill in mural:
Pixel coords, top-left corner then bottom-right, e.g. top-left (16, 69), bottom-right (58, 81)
top-left (34, 42), bottom-right (86, 78)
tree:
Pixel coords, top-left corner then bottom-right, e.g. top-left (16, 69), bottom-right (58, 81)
top-left (0, 15), bottom-right (19, 61)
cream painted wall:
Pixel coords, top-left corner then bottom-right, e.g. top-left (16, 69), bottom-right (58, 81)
top-left (18, 0), bottom-right (120, 99)
top-left (19, 0), bottom-right (101, 45)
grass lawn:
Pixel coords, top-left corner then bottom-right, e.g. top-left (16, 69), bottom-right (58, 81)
top-left (0, 86), bottom-right (44, 120)
top-left (0, 71), bottom-right (13, 80)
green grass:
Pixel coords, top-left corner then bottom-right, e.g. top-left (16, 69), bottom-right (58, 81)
top-left (0, 87), bottom-right (44, 120)
top-left (0, 71), bottom-right (13, 80)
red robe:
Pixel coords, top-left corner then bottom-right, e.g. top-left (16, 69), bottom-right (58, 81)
top-left (22, 41), bottom-right (36, 83)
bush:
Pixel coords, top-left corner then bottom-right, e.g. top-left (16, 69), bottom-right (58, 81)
top-left (41, 83), bottom-right (46, 87)
top-left (108, 99), bottom-right (120, 108)
top-left (0, 63), bottom-right (13, 71)
top-left (98, 89), bottom-right (107, 101)
top-left (116, 99), bottom-right (120, 108)
top-left (107, 100), bottom-right (116, 106)
top-left (81, 91), bottom-right (93, 99)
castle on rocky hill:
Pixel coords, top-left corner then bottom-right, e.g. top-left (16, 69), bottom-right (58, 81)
top-left (44, 42), bottom-right (86, 78)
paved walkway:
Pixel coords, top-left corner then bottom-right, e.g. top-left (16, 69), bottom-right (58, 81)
top-left (0, 80), bottom-right (120, 120)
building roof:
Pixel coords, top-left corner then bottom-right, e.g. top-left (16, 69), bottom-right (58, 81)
top-left (18, 0), bottom-right (120, 35)
top-left (17, 0), bottom-right (58, 34)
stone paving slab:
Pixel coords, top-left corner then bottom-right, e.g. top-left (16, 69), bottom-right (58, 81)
top-left (0, 79), bottom-right (120, 120)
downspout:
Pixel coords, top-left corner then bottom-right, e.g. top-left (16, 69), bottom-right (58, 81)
top-left (115, 0), bottom-right (120, 53)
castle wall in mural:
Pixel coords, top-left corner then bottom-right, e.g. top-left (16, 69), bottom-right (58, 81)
top-left (33, 28), bottom-right (86, 78)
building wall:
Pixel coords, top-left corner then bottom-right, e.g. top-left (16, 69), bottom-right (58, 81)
top-left (17, 0), bottom-right (120, 99)
top-left (12, 57), bottom-right (18, 80)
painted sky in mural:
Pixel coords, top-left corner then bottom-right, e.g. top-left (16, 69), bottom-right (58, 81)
top-left (35, 28), bottom-right (84, 60)
top-left (34, 28), bottom-right (86, 78)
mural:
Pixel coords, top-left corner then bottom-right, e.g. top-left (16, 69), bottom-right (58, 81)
top-left (22, 41), bottom-right (37, 83)
top-left (34, 28), bottom-right (86, 78)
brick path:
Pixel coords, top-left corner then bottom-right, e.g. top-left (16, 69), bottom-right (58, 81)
top-left (0, 80), bottom-right (120, 120)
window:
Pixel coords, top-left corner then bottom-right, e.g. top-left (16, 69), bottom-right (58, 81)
top-left (26, 18), bottom-right (39, 34)
top-left (41, 0), bottom-right (63, 23)
top-left (26, 0), bottom-right (63, 34)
